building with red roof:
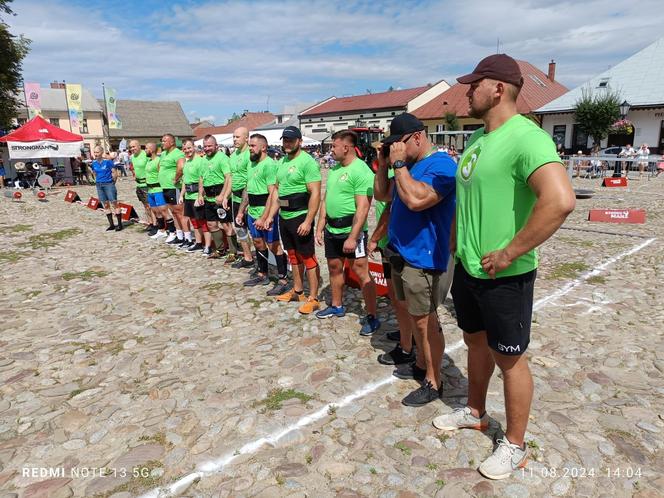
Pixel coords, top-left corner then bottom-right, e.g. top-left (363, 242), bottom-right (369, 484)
top-left (193, 112), bottom-right (275, 139)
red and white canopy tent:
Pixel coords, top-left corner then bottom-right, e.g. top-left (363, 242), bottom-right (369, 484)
top-left (0, 115), bottom-right (84, 159)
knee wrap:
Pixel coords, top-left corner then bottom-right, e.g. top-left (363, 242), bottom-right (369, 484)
top-left (287, 249), bottom-right (299, 265)
top-left (302, 254), bottom-right (318, 270)
top-left (190, 218), bottom-right (202, 229)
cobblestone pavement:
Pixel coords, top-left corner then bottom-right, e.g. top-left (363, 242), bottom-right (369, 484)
top-left (0, 175), bottom-right (663, 498)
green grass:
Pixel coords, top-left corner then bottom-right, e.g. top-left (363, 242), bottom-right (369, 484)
top-left (0, 224), bottom-right (32, 234)
top-left (435, 479), bottom-right (446, 489)
top-left (202, 282), bottom-right (224, 291)
top-left (587, 275), bottom-right (606, 284)
top-left (0, 251), bottom-right (28, 264)
top-left (394, 442), bottom-right (412, 456)
top-left (97, 460), bottom-right (165, 497)
top-left (61, 270), bottom-right (109, 281)
top-left (547, 261), bottom-right (589, 280)
top-left (253, 388), bottom-right (314, 411)
top-left (24, 290), bottom-right (41, 298)
top-left (369, 467), bottom-right (377, 475)
top-left (24, 228), bottom-right (82, 249)
top-left (138, 432), bottom-right (171, 447)
top-left (426, 462), bottom-right (438, 471)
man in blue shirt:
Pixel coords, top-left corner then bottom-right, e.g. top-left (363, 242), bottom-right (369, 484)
top-left (91, 145), bottom-right (123, 231)
top-left (374, 113), bottom-right (456, 406)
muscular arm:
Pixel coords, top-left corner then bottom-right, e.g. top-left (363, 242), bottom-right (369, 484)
top-left (393, 166), bottom-right (442, 211)
top-left (174, 157), bottom-right (185, 184)
top-left (316, 190), bottom-right (326, 230)
top-left (304, 181), bottom-right (321, 226)
top-left (370, 203), bottom-right (391, 246)
top-left (348, 194), bottom-right (371, 242)
top-left (481, 162), bottom-right (576, 278)
top-left (263, 184), bottom-right (279, 220)
top-left (373, 153), bottom-right (393, 201)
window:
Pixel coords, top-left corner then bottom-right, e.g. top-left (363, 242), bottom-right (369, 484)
top-left (658, 120), bottom-right (664, 153)
top-left (597, 78), bottom-right (610, 89)
top-left (313, 128), bottom-right (327, 133)
top-left (49, 118), bottom-right (60, 127)
top-left (463, 124), bottom-right (482, 131)
top-left (373, 113), bottom-right (377, 117)
top-left (17, 118), bottom-right (27, 126)
top-left (572, 124), bottom-right (589, 151)
top-left (552, 125), bottom-right (566, 147)
top-left (436, 124), bottom-right (445, 133)
top-left (80, 119), bottom-right (89, 134)
top-left (391, 112), bottom-right (396, 116)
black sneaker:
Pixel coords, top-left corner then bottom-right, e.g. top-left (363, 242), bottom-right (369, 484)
top-left (187, 243), bottom-right (204, 252)
top-left (147, 227), bottom-right (158, 236)
top-left (378, 345), bottom-right (415, 366)
top-left (114, 225), bottom-right (123, 231)
top-left (233, 258), bottom-right (255, 269)
top-left (401, 380), bottom-right (441, 407)
top-left (386, 330), bottom-right (401, 342)
top-left (202, 247), bottom-right (212, 256)
top-left (243, 275), bottom-right (270, 287)
top-left (392, 362), bottom-right (426, 381)
top-left (266, 281), bottom-right (291, 296)
top-left (168, 237), bottom-right (184, 245)
top-left (144, 224), bottom-right (155, 232)
top-left (106, 225), bottom-right (116, 231)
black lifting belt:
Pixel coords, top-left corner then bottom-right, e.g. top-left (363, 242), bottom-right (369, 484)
top-left (204, 183), bottom-right (223, 196)
top-left (135, 177), bottom-right (146, 183)
top-left (232, 188), bottom-right (245, 198)
top-left (278, 191), bottom-right (310, 212)
top-left (184, 183), bottom-right (199, 193)
top-left (248, 193), bottom-right (269, 207)
top-left (147, 182), bottom-right (161, 189)
top-left (326, 214), bottom-right (355, 229)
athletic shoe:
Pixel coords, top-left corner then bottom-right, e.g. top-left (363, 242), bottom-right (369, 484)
top-left (151, 230), bottom-right (167, 239)
top-left (106, 225), bottom-right (116, 231)
top-left (243, 275), bottom-right (270, 287)
top-left (377, 345), bottom-right (415, 365)
top-left (178, 240), bottom-right (193, 249)
top-left (207, 250), bottom-right (223, 259)
top-left (478, 438), bottom-right (528, 480)
top-left (147, 227), bottom-right (158, 236)
top-left (432, 406), bottom-right (489, 431)
top-left (402, 380), bottom-right (441, 407)
top-left (359, 315), bottom-right (381, 336)
top-left (392, 362), bottom-right (426, 381)
top-left (232, 258), bottom-right (255, 269)
top-left (115, 225), bottom-right (123, 231)
top-left (224, 253), bottom-right (237, 265)
top-left (276, 288), bottom-right (306, 302)
top-left (165, 233), bottom-right (177, 243)
top-left (298, 297), bottom-right (320, 314)
top-left (248, 267), bottom-right (260, 278)
top-left (267, 282), bottom-right (291, 297)
top-left (202, 247), bottom-right (212, 256)
top-left (143, 224), bottom-right (154, 232)
top-left (187, 243), bottom-right (204, 252)
top-left (167, 237), bottom-right (184, 245)
top-left (386, 330), bottom-right (401, 342)
top-left (315, 305), bottom-right (346, 319)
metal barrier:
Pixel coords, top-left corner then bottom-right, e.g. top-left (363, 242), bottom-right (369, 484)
top-left (562, 154), bottom-right (663, 180)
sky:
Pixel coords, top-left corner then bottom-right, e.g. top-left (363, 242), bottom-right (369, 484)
top-left (7, 0), bottom-right (664, 125)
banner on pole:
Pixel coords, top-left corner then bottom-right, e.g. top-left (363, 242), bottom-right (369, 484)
top-left (24, 82), bottom-right (42, 119)
top-left (65, 84), bottom-right (84, 133)
top-left (105, 87), bottom-right (122, 129)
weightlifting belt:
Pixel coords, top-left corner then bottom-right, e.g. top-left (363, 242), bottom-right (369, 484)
top-left (147, 182), bottom-right (161, 189)
top-left (326, 214), bottom-right (355, 229)
top-left (204, 183), bottom-right (223, 197)
top-left (278, 191), bottom-right (310, 212)
top-left (248, 193), bottom-right (269, 207)
top-left (184, 183), bottom-right (199, 193)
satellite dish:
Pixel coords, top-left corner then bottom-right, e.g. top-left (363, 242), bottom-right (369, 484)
top-left (38, 174), bottom-right (53, 188)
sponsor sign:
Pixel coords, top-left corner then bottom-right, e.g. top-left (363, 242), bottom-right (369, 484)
top-left (65, 83), bottom-right (84, 132)
top-left (24, 82), bottom-right (41, 119)
top-left (603, 177), bottom-right (628, 187)
top-left (6, 140), bottom-right (83, 159)
top-left (588, 209), bottom-right (646, 224)
top-left (344, 260), bottom-right (389, 297)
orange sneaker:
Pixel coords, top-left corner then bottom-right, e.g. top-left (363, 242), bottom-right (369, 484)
top-left (298, 297), bottom-right (320, 314)
top-left (276, 289), bottom-right (306, 302)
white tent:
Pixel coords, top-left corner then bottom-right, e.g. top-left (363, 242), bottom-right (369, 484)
top-left (193, 133), bottom-right (233, 148)
top-left (252, 129), bottom-right (320, 146)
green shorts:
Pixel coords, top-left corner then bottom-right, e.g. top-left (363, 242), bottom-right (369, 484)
top-left (391, 259), bottom-right (443, 316)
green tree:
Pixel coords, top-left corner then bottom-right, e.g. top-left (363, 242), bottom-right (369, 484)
top-left (226, 112), bottom-right (242, 124)
top-left (573, 87), bottom-right (621, 147)
top-left (0, 0), bottom-right (31, 131)
top-left (443, 112), bottom-right (459, 146)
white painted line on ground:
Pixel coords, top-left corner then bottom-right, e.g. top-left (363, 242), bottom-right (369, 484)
top-left (142, 236), bottom-right (656, 497)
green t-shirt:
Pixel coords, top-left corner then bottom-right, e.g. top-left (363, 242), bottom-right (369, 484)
top-left (276, 151), bottom-right (321, 220)
top-left (229, 147), bottom-right (250, 203)
top-left (202, 152), bottom-right (230, 202)
top-left (374, 168), bottom-right (394, 249)
top-left (325, 158), bottom-right (374, 235)
top-left (132, 150), bottom-right (149, 187)
top-left (145, 157), bottom-right (162, 193)
top-left (247, 156), bottom-right (277, 219)
top-left (455, 114), bottom-right (562, 279)
top-left (183, 155), bottom-right (205, 200)
top-left (158, 147), bottom-right (185, 189)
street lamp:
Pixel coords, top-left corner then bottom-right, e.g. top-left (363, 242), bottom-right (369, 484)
top-left (613, 100), bottom-right (631, 177)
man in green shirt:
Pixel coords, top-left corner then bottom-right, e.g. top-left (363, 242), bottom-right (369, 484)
top-left (274, 126), bottom-right (322, 314)
top-left (144, 142), bottom-right (176, 240)
top-left (432, 54), bottom-right (575, 480)
top-left (200, 135), bottom-right (232, 258)
top-left (221, 126), bottom-right (254, 269)
top-left (235, 134), bottom-right (289, 290)
top-left (159, 133), bottom-right (187, 245)
top-left (129, 140), bottom-right (155, 234)
top-left (178, 140), bottom-right (206, 250)
top-left (315, 130), bottom-right (378, 335)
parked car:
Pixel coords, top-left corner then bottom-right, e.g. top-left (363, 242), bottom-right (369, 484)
top-left (599, 146), bottom-right (622, 156)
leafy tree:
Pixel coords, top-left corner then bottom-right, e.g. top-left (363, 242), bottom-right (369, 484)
top-left (226, 112), bottom-right (241, 124)
top-left (0, 0), bottom-right (31, 131)
top-left (443, 112), bottom-right (459, 146)
top-left (573, 87), bottom-right (621, 147)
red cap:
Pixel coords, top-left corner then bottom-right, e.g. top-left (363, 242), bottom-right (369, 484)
top-left (457, 54), bottom-right (524, 88)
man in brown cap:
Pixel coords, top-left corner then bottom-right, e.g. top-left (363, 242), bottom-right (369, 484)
top-left (432, 54), bottom-right (576, 480)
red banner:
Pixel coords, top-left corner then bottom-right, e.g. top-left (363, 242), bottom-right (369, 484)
top-left (344, 260), bottom-right (389, 297)
top-left (603, 177), bottom-right (627, 187)
top-left (588, 209), bottom-right (646, 224)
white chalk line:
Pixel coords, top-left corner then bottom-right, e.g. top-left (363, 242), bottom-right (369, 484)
top-left (141, 236), bottom-right (656, 498)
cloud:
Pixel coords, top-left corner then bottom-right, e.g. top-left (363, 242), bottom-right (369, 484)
top-left (8, 0), bottom-right (664, 121)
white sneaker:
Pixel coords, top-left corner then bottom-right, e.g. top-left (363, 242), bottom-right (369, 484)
top-left (165, 233), bottom-right (177, 243)
top-left (432, 406), bottom-right (489, 431)
top-left (478, 438), bottom-right (527, 480)
top-left (150, 230), bottom-right (167, 239)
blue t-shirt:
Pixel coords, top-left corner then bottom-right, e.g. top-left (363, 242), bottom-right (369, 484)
top-left (91, 159), bottom-right (117, 183)
top-left (388, 152), bottom-right (456, 271)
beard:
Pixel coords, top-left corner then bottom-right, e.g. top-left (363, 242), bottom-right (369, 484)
top-left (250, 151), bottom-right (261, 162)
top-left (282, 144), bottom-right (300, 156)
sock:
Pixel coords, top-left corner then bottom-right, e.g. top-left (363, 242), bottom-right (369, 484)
top-left (106, 213), bottom-right (115, 227)
top-left (276, 253), bottom-right (288, 279)
top-left (228, 234), bottom-right (238, 254)
top-left (257, 249), bottom-right (269, 274)
top-left (157, 217), bottom-right (165, 230)
top-left (176, 229), bottom-right (184, 240)
top-left (294, 289), bottom-right (303, 295)
top-left (166, 219), bottom-right (175, 233)
top-left (211, 230), bottom-right (224, 250)
top-left (184, 231), bottom-right (193, 242)
top-left (116, 213), bottom-right (123, 227)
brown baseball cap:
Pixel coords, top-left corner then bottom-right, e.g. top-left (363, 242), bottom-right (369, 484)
top-left (457, 54), bottom-right (524, 88)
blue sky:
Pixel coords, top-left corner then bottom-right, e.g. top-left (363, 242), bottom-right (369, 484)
top-left (8, 0), bottom-right (664, 125)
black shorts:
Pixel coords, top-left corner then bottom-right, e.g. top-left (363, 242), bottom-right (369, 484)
top-left (231, 201), bottom-right (246, 228)
top-left (378, 248), bottom-right (392, 279)
top-left (451, 262), bottom-right (536, 356)
top-left (135, 186), bottom-right (148, 204)
top-left (324, 229), bottom-right (368, 260)
top-left (184, 199), bottom-right (204, 219)
top-left (162, 188), bottom-right (180, 205)
top-left (279, 212), bottom-right (315, 256)
top-left (205, 201), bottom-right (230, 223)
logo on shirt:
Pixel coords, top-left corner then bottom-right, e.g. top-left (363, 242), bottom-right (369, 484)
top-left (339, 173), bottom-right (349, 182)
top-left (288, 166), bottom-right (295, 174)
top-left (458, 143), bottom-right (481, 181)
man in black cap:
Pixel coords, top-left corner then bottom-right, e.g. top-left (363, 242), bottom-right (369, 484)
top-left (274, 126), bottom-right (323, 313)
top-left (374, 113), bottom-right (456, 407)
top-left (432, 54), bottom-right (575, 480)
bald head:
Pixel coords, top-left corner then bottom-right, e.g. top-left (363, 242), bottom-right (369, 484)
top-left (145, 142), bottom-right (157, 155)
top-left (233, 127), bottom-right (249, 149)
top-left (129, 140), bottom-right (141, 156)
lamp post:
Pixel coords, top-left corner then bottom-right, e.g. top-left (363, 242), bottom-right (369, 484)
top-left (613, 100), bottom-right (631, 177)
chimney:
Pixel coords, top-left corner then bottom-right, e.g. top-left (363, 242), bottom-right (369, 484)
top-left (547, 60), bottom-right (556, 82)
